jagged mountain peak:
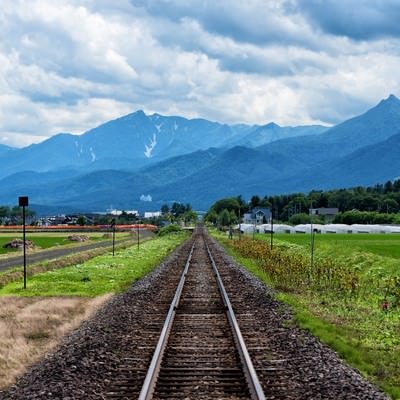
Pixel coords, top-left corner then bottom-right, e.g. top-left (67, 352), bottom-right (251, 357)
top-left (119, 109), bottom-right (148, 122)
top-left (264, 122), bottom-right (280, 129)
top-left (385, 93), bottom-right (399, 102)
top-left (374, 93), bottom-right (400, 111)
top-left (321, 93), bottom-right (400, 149)
top-left (132, 109), bottom-right (146, 117)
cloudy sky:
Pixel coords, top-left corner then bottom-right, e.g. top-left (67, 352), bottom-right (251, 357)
top-left (1, 0), bottom-right (400, 147)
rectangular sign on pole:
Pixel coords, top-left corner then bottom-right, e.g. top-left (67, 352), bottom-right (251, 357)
top-left (19, 196), bottom-right (29, 207)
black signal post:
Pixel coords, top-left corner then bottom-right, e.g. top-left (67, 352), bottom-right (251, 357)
top-left (19, 196), bottom-right (29, 289)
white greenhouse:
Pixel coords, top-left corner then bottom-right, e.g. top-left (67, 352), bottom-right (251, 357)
top-left (235, 223), bottom-right (400, 235)
top-left (258, 224), bottom-right (294, 234)
top-left (238, 223), bottom-right (256, 234)
top-left (293, 224), bottom-right (325, 233)
top-left (322, 224), bottom-right (352, 234)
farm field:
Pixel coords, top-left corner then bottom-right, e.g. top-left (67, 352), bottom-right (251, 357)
top-left (274, 233), bottom-right (400, 259)
top-left (214, 231), bottom-right (400, 399)
top-left (0, 231), bottom-right (187, 296)
top-left (0, 231), bottom-right (188, 389)
top-left (0, 232), bottom-right (128, 255)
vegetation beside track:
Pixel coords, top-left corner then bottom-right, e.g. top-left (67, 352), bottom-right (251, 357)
top-left (211, 230), bottom-right (400, 399)
top-left (0, 232), bottom-right (188, 297)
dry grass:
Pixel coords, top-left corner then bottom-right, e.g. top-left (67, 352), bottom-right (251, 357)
top-left (0, 234), bottom-right (155, 389)
top-left (0, 294), bottom-right (111, 389)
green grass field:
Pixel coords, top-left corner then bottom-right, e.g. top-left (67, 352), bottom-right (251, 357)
top-left (0, 232), bottom-right (187, 297)
top-left (273, 233), bottom-right (400, 259)
top-left (0, 232), bottom-right (128, 255)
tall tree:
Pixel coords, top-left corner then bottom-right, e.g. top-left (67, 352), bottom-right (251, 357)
top-left (161, 204), bottom-right (170, 215)
top-left (250, 195), bottom-right (260, 209)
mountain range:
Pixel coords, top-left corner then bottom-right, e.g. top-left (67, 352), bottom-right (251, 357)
top-left (1, 94), bottom-right (400, 213)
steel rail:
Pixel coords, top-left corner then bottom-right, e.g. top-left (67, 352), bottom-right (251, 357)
top-left (206, 241), bottom-right (266, 400)
top-left (138, 241), bottom-right (196, 400)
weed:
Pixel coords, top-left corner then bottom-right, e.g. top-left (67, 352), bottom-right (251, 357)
top-left (24, 330), bottom-right (50, 340)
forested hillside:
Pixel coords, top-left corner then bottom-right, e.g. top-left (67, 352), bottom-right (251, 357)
top-left (205, 179), bottom-right (400, 225)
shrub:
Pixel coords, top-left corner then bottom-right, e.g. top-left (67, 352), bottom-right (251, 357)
top-left (158, 224), bottom-right (182, 236)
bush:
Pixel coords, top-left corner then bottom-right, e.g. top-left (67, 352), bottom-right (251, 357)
top-left (333, 211), bottom-right (398, 224)
top-left (289, 213), bottom-right (323, 225)
top-left (158, 224), bottom-right (182, 236)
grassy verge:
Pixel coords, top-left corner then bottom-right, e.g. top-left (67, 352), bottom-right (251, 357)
top-left (0, 232), bottom-right (188, 297)
top-left (211, 230), bottom-right (400, 399)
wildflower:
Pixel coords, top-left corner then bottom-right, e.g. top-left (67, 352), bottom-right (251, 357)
top-left (381, 299), bottom-right (389, 312)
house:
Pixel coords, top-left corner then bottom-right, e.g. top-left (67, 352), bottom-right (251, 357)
top-left (243, 213), bottom-right (253, 224)
top-left (107, 209), bottom-right (138, 216)
top-left (309, 207), bottom-right (339, 222)
top-left (243, 207), bottom-right (271, 224)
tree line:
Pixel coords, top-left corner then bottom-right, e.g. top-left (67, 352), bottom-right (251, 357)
top-left (160, 202), bottom-right (197, 225)
top-left (205, 179), bottom-right (400, 225)
top-left (0, 206), bottom-right (36, 225)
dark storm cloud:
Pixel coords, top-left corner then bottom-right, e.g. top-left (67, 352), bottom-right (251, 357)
top-left (131, 0), bottom-right (315, 47)
top-left (296, 0), bottom-right (400, 40)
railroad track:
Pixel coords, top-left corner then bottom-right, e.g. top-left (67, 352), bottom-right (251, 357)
top-left (141, 229), bottom-right (264, 399)
top-left (109, 228), bottom-right (265, 399)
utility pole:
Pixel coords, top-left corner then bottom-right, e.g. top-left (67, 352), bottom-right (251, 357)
top-left (111, 218), bottom-right (116, 256)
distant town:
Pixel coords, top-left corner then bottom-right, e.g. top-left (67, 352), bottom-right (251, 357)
top-left (0, 202), bottom-right (199, 228)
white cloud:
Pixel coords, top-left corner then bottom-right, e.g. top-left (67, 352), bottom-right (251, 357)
top-left (140, 194), bottom-right (152, 202)
top-left (0, 0), bottom-right (400, 146)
